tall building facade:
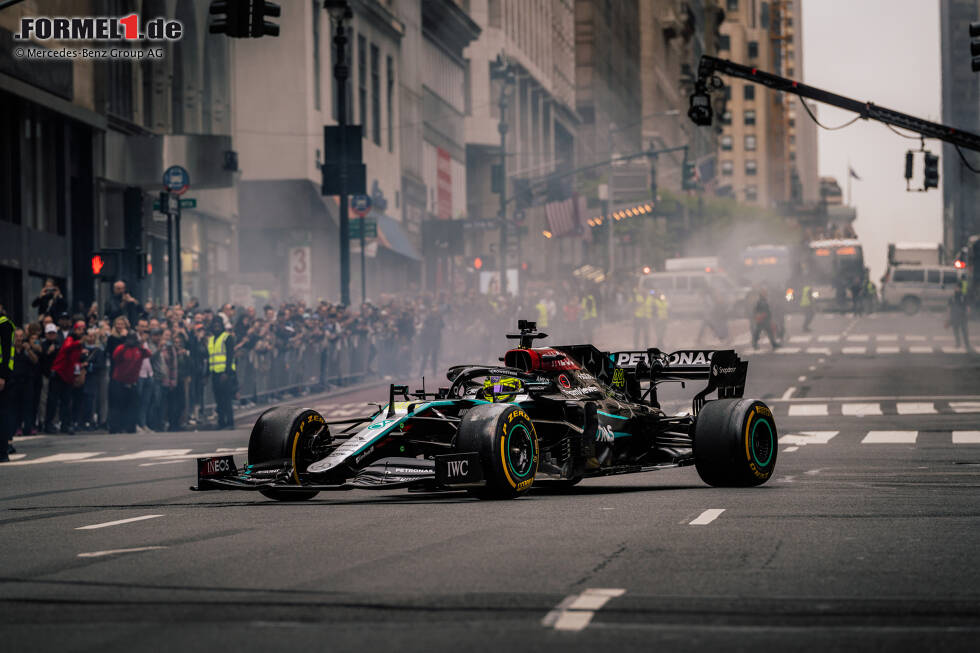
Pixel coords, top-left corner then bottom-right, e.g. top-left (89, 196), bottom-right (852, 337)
top-left (940, 0), bottom-right (980, 255)
top-left (716, 0), bottom-right (787, 207)
top-left (779, 0), bottom-right (819, 205)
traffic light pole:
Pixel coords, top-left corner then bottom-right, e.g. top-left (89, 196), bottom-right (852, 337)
top-left (166, 203), bottom-right (174, 306)
top-left (332, 10), bottom-right (351, 307)
top-left (175, 201), bottom-right (183, 305)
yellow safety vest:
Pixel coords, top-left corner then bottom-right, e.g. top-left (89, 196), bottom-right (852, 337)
top-left (653, 297), bottom-right (668, 320)
top-left (633, 292), bottom-right (652, 318)
top-left (800, 286), bottom-right (812, 308)
top-left (962, 278), bottom-right (969, 295)
top-left (207, 332), bottom-right (235, 373)
top-left (0, 315), bottom-right (14, 371)
top-left (581, 295), bottom-right (597, 319)
top-left (535, 302), bottom-right (549, 328)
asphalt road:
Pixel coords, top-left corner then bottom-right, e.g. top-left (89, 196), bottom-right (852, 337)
top-left (3, 310), bottom-right (980, 652)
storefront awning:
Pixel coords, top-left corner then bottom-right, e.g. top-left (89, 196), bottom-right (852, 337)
top-left (377, 215), bottom-right (421, 261)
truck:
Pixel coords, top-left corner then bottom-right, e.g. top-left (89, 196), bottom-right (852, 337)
top-left (887, 242), bottom-right (943, 267)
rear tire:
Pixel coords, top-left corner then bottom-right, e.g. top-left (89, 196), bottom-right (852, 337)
top-left (248, 407), bottom-right (326, 501)
top-left (457, 404), bottom-right (539, 499)
top-left (901, 296), bottom-right (921, 315)
top-left (694, 398), bottom-right (777, 487)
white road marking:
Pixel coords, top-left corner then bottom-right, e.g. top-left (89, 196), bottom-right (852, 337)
top-left (773, 347), bottom-right (802, 354)
top-left (76, 515), bottom-right (164, 530)
top-left (905, 335), bottom-right (927, 341)
top-left (77, 546), bottom-right (167, 558)
top-left (841, 346), bottom-right (867, 354)
top-left (329, 408), bottom-right (362, 417)
top-left (75, 449), bottom-right (192, 463)
top-left (690, 509), bottom-right (726, 526)
top-left (789, 335), bottom-right (811, 343)
top-left (909, 346), bottom-right (934, 354)
top-left (818, 358), bottom-right (826, 363)
top-left (808, 365), bottom-right (816, 371)
top-left (846, 334), bottom-right (869, 342)
top-left (806, 347), bottom-right (832, 355)
top-left (797, 376), bottom-right (806, 382)
top-left (875, 346), bottom-right (900, 354)
top-left (780, 431), bottom-right (838, 446)
top-left (817, 335), bottom-right (840, 342)
top-left (11, 435), bottom-right (48, 442)
top-left (138, 460), bottom-right (187, 467)
top-left (8, 453), bottom-right (26, 461)
top-left (949, 402), bottom-right (980, 413)
top-left (952, 431), bottom-right (980, 444)
top-left (5, 452), bottom-right (102, 466)
top-left (781, 387), bottom-right (796, 400)
top-left (783, 446), bottom-right (800, 453)
top-left (896, 402), bottom-right (937, 415)
top-left (862, 431), bottom-right (918, 444)
top-left (842, 403), bottom-right (881, 416)
top-left (788, 404), bottom-right (828, 416)
top-left (877, 334), bottom-right (898, 341)
top-left (544, 588), bottom-right (626, 632)
top-left (941, 346), bottom-right (964, 354)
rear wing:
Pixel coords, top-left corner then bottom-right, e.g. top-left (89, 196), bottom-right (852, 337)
top-left (607, 348), bottom-right (747, 415)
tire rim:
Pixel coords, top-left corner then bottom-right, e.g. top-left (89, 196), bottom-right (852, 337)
top-left (506, 423), bottom-right (534, 478)
top-left (750, 418), bottom-right (774, 468)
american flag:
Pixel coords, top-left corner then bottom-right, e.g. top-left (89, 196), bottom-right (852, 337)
top-left (545, 194), bottom-right (586, 237)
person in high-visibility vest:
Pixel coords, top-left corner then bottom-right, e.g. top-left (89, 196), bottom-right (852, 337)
top-left (535, 299), bottom-right (550, 329)
top-left (632, 287), bottom-right (653, 348)
top-left (207, 317), bottom-right (237, 430)
top-left (0, 307), bottom-right (15, 462)
top-left (652, 292), bottom-right (669, 349)
top-left (580, 291), bottom-right (598, 340)
top-left (800, 284), bottom-right (814, 332)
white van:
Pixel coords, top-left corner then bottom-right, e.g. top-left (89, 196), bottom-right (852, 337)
top-left (639, 270), bottom-right (745, 318)
top-left (880, 264), bottom-right (966, 314)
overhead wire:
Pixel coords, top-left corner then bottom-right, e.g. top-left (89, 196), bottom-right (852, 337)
top-left (799, 98), bottom-right (861, 130)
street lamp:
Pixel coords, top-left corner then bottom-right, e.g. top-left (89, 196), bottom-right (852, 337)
top-left (325, 0), bottom-right (353, 306)
top-left (492, 55), bottom-right (516, 294)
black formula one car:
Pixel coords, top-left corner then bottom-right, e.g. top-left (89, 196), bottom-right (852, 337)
top-left (192, 320), bottom-right (778, 500)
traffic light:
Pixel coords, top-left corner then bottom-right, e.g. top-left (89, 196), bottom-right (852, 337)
top-left (513, 178), bottom-right (533, 210)
top-left (649, 157), bottom-right (658, 199)
top-left (209, 0), bottom-right (280, 38)
top-left (904, 151), bottom-right (914, 180)
top-left (90, 251), bottom-right (120, 280)
top-left (970, 22), bottom-right (980, 72)
top-left (469, 255), bottom-right (495, 270)
top-left (682, 160), bottom-right (698, 190)
top-left (923, 151), bottom-right (939, 190)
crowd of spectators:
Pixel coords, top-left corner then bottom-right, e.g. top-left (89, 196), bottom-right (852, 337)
top-left (2, 276), bottom-right (611, 441)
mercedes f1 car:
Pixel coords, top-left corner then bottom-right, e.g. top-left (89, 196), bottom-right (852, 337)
top-left (192, 320), bottom-right (778, 500)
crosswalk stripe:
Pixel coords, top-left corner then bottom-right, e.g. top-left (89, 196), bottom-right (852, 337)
top-left (896, 402), bottom-right (937, 415)
top-left (950, 402), bottom-right (980, 413)
top-left (875, 346), bottom-right (900, 354)
top-left (5, 452), bottom-right (102, 466)
top-left (952, 431), bottom-right (980, 444)
top-left (788, 404), bottom-right (828, 416)
top-left (842, 403), bottom-right (881, 416)
top-left (789, 335), bottom-right (810, 343)
top-left (806, 347), bottom-right (831, 355)
top-left (75, 449), bottom-right (192, 463)
top-left (774, 347), bottom-right (801, 354)
top-left (862, 431), bottom-right (917, 444)
top-left (846, 335), bottom-right (869, 342)
top-left (942, 346), bottom-right (964, 354)
top-left (905, 335), bottom-right (927, 341)
top-left (877, 334), bottom-right (898, 341)
top-left (780, 431), bottom-right (839, 445)
top-left (908, 346), bottom-right (934, 354)
top-left (817, 335), bottom-right (840, 342)
top-left (841, 346), bottom-right (866, 354)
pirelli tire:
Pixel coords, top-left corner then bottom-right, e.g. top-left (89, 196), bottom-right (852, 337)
top-left (694, 398), bottom-right (777, 488)
top-left (457, 404), bottom-right (539, 499)
top-left (248, 407), bottom-right (326, 501)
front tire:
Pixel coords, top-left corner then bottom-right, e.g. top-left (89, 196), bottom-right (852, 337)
top-left (248, 407), bottom-right (326, 501)
top-left (457, 404), bottom-right (539, 499)
top-left (694, 398), bottom-right (777, 487)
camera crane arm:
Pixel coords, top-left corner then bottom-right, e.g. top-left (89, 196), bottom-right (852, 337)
top-left (690, 55), bottom-right (980, 153)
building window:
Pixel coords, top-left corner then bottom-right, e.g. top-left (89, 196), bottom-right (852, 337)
top-left (721, 160), bottom-right (734, 176)
top-left (721, 135), bottom-right (733, 151)
top-left (358, 34), bottom-right (367, 137)
top-left (744, 109), bottom-right (756, 126)
top-left (745, 134), bottom-right (757, 151)
top-left (312, 0), bottom-right (321, 111)
top-left (745, 185), bottom-right (758, 201)
top-left (760, 2), bottom-right (770, 29)
top-left (745, 160), bottom-right (758, 176)
top-left (371, 44), bottom-right (381, 146)
top-left (720, 34), bottom-right (730, 50)
top-left (721, 110), bottom-right (732, 125)
top-left (726, 0), bottom-right (738, 11)
top-left (748, 41), bottom-right (759, 58)
top-left (723, 85), bottom-right (732, 100)
top-left (387, 55), bottom-right (395, 153)
top-left (787, 67), bottom-right (795, 77)
top-left (789, 134), bottom-right (796, 145)
top-left (744, 84), bottom-right (755, 101)
top-left (790, 151), bottom-right (796, 162)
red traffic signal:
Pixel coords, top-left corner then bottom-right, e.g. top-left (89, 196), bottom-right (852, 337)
top-left (90, 250), bottom-right (120, 280)
top-left (91, 254), bottom-right (105, 276)
top-left (473, 256), bottom-right (483, 270)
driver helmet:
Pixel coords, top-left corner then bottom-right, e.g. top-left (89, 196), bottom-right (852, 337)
top-left (478, 376), bottom-right (524, 403)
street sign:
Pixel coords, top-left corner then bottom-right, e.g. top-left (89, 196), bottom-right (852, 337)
top-left (163, 165), bottom-right (190, 195)
top-left (153, 197), bottom-right (196, 211)
top-left (351, 194), bottom-right (372, 217)
top-left (349, 218), bottom-right (377, 239)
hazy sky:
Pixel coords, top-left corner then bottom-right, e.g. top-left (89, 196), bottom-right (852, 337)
top-left (802, 0), bottom-right (942, 281)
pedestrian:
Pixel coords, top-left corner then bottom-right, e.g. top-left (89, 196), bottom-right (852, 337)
top-left (104, 280), bottom-right (140, 327)
top-left (207, 317), bottom-right (237, 429)
top-left (38, 322), bottom-right (61, 432)
top-left (652, 291), bottom-right (669, 349)
top-left (30, 278), bottom-right (67, 319)
top-left (109, 332), bottom-right (149, 433)
top-left (81, 327), bottom-right (106, 430)
top-left (632, 286), bottom-right (653, 348)
top-left (800, 283), bottom-right (815, 332)
top-left (147, 328), bottom-right (167, 430)
top-left (948, 287), bottom-right (972, 352)
top-left (159, 329), bottom-right (181, 430)
top-left (12, 326), bottom-right (40, 439)
top-left (48, 320), bottom-right (86, 434)
top-left (135, 319), bottom-right (154, 432)
top-left (751, 289), bottom-right (779, 350)
top-left (0, 307), bottom-right (16, 462)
